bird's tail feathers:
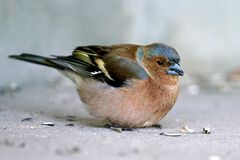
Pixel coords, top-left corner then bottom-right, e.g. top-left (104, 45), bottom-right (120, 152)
top-left (8, 53), bottom-right (99, 77)
top-left (8, 53), bottom-right (62, 69)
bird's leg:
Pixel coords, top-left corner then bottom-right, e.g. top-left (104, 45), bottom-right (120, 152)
top-left (104, 123), bottom-right (134, 132)
top-left (152, 124), bottom-right (162, 129)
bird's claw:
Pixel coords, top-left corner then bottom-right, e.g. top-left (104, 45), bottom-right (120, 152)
top-left (152, 124), bottom-right (162, 129)
top-left (104, 124), bottom-right (134, 132)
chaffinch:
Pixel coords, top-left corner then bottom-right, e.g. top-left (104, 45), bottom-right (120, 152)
top-left (9, 43), bottom-right (184, 129)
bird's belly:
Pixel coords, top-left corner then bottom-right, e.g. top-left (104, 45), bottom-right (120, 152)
top-left (77, 80), bottom-right (179, 128)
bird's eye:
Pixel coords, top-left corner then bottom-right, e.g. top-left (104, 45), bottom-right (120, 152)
top-left (157, 60), bottom-right (163, 65)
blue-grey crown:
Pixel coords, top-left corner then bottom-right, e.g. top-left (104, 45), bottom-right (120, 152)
top-left (147, 43), bottom-right (180, 63)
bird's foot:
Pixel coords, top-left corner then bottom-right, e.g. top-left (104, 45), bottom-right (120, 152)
top-left (104, 124), bottom-right (134, 133)
top-left (152, 124), bottom-right (162, 129)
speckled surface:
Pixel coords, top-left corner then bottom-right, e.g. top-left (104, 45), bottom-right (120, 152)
top-left (0, 86), bottom-right (240, 160)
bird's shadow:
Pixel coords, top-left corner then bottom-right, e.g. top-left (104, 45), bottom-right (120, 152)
top-left (49, 114), bottom-right (163, 131)
top-left (52, 114), bottom-right (108, 128)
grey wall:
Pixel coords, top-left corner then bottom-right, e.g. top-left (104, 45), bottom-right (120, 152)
top-left (1, 0), bottom-right (240, 86)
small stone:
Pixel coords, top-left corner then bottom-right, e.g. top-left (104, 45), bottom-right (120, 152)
top-left (41, 122), bottom-right (55, 126)
top-left (203, 127), bottom-right (211, 134)
top-left (22, 118), bottom-right (33, 122)
top-left (66, 123), bottom-right (74, 127)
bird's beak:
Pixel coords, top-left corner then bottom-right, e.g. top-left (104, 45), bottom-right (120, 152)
top-left (167, 63), bottom-right (184, 76)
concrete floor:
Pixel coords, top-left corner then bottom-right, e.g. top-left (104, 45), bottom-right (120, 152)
top-left (0, 85), bottom-right (240, 160)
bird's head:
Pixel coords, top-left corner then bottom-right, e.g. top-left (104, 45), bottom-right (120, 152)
top-left (137, 43), bottom-right (184, 79)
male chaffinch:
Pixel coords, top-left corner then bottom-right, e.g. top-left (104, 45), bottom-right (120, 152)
top-left (9, 43), bottom-right (184, 129)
